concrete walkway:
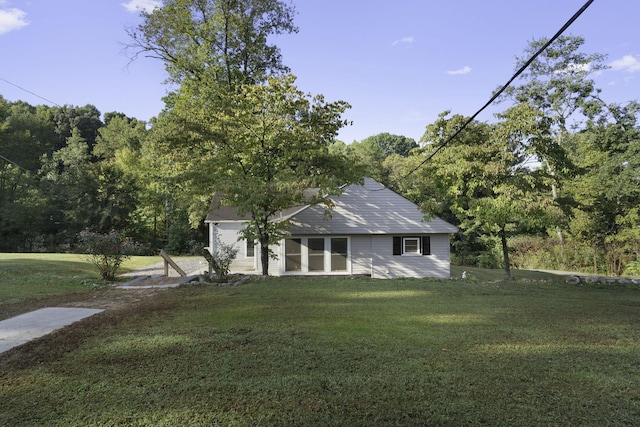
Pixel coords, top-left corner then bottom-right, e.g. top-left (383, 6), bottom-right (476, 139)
top-left (0, 307), bottom-right (104, 354)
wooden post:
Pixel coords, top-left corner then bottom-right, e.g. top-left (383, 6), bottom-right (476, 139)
top-left (202, 248), bottom-right (220, 274)
top-left (159, 250), bottom-right (187, 277)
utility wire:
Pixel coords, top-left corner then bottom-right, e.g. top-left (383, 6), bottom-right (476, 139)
top-left (0, 76), bottom-right (62, 107)
top-left (0, 153), bottom-right (29, 173)
top-left (389, 0), bottom-right (595, 189)
top-left (0, 77), bottom-right (62, 173)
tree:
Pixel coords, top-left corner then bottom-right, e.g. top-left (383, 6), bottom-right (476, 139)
top-left (125, 0), bottom-right (297, 87)
top-left (93, 114), bottom-right (147, 160)
top-left (564, 102), bottom-right (640, 274)
top-left (165, 74), bottom-right (361, 274)
top-left (412, 105), bottom-right (557, 279)
top-left (51, 104), bottom-right (103, 152)
top-left (500, 35), bottom-right (607, 241)
top-left (127, 0), bottom-right (361, 271)
top-left (349, 132), bottom-right (417, 184)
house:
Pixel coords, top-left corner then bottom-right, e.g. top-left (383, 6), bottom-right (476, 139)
top-left (205, 178), bottom-right (458, 279)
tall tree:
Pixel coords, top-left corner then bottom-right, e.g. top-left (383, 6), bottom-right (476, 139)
top-left (51, 105), bottom-right (103, 152)
top-left (127, 0), bottom-right (361, 270)
top-left (126, 0), bottom-right (297, 87)
top-left (349, 132), bottom-right (417, 184)
top-left (411, 105), bottom-right (557, 279)
top-left (500, 35), bottom-right (607, 240)
top-left (164, 74), bottom-right (361, 274)
top-left (565, 102), bottom-right (640, 274)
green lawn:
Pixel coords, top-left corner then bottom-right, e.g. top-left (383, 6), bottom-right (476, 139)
top-left (1, 265), bottom-right (639, 426)
top-left (0, 253), bottom-right (161, 307)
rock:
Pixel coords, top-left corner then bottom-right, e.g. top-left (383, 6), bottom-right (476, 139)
top-left (565, 276), bottom-right (581, 285)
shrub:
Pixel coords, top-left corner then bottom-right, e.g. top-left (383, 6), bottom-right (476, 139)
top-left (204, 238), bottom-right (239, 283)
top-left (623, 260), bottom-right (640, 277)
top-left (76, 229), bottom-right (143, 281)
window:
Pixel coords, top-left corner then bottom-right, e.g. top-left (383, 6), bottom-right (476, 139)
top-left (285, 238), bottom-right (302, 271)
top-left (246, 239), bottom-right (255, 258)
top-left (403, 237), bottom-right (420, 255)
top-left (331, 238), bottom-right (348, 271)
top-left (283, 237), bottom-right (349, 273)
top-left (393, 236), bottom-right (431, 256)
top-left (308, 238), bottom-right (325, 271)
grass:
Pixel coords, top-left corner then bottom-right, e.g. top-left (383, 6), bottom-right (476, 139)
top-left (0, 253), bottom-right (161, 307)
top-left (1, 259), bottom-right (639, 426)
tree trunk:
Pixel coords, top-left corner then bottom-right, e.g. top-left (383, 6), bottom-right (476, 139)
top-left (501, 227), bottom-right (512, 280)
top-left (547, 161), bottom-right (564, 244)
top-left (260, 236), bottom-right (269, 276)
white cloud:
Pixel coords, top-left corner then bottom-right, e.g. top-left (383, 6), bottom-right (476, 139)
top-left (122, 0), bottom-right (161, 13)
top-left (553, 62), bottom-right (592, 76)
top-left (446, 66), bottom-right (471, 76)
top-left (0, 7), bottom-right (28, 35)
top-left (610, 55), bottom-right (640, 73)
top-left (392, 36), bottom-right (414, 46)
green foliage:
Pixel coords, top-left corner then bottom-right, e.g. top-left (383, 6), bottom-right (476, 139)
top-left (206, 237), bottom-right (239, 282)
top-left (126, 0), bottom-right (297, 86)
top-left (76, 229), bottom-right (143, 281)
top-left (408, 106), bottom-right (558, 277)
top-left (349, 132), bottom-right (417, 182)
top-left (501, 35), bottom-right (608, 135)
top-left (563, 102), bottom-right (640, 274)
top-left (624, 261), bottom-right (640, 276)
top-left (164, 73), bottom-right (362, 274)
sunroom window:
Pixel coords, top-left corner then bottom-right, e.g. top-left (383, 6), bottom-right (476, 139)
top-left (284, 237), bottom-right (349, 273)
top-left (308, 238), bottom-right (325, 271)
top-left (285, 238), bottom-right (302, 271)
top-left (331, 237), bottom-right (348, 271)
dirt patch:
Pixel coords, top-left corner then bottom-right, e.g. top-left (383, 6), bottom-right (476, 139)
top-left (63, 287), bottom-right (165, 309)
top-left (0, 284), bottom-right (171, 322)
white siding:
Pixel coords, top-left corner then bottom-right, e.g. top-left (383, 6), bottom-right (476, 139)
top-left (351, 235), bottom-right (373, 275)
top-left (210, 222), bottom-right (257, 273)
top-left (267, 241), bottom-right (282, 276)
top-left (371, 234), bottom-right (451, 279)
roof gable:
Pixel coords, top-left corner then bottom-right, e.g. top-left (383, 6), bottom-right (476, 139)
top-left (288, 178), bottom-right (457, 234)
top-left (205, 188), bottom-right (320, 223)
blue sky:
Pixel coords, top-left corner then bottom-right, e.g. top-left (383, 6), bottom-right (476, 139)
top-left (1, 0), bottom-right (638, 143)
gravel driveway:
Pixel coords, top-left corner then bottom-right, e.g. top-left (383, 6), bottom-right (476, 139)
top-left (122, 256), bottom-right (210, 278)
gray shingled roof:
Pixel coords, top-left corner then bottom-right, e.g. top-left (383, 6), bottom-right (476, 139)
top-left (205, 178), bottom-right (458, 234)
top-left (287, 178), bottom-right (458, 234)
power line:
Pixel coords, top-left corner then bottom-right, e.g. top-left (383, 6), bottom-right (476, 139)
top-left (389, 0), bottom-right (596, 189)
top-left (0, 153), bottom-right (29, 173)
top-left (0, 77), bottom-right (61, 174)
top-left (0, 76), bottom-right (62, 107)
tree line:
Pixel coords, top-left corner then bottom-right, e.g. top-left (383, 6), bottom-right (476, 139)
top-left (1, 0), bottom-right (638, 277)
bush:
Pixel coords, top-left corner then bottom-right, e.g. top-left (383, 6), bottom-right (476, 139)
top-left (623, 260), bottom-right (640, 277)
top-left (76, 229), bottom-right (143, 280)
top-left (204, 238), bottom-right (239, 283)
